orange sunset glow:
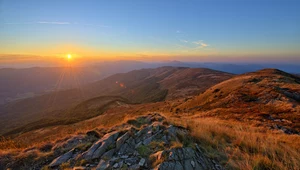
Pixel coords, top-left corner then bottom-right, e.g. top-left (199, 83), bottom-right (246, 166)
top-left (0, 1), bottom-right (299, 169)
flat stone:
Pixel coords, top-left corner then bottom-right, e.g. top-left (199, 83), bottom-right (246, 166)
top-left (121, 155), bottom-right (129, 159)
top-left (139, 158), bottom-right (146, 166)
top-left (113, 163), bottom-right (119, 168)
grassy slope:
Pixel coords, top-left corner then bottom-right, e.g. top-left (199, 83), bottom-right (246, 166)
top-left (1, 100), bottom-right (299, 170)
top-left (179, 69), bottom-right (300, 133)
top-left (0, 67), bottom-right (232, 135)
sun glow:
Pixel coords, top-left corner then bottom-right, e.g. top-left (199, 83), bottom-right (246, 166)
top-left (67, 54), bottom-right (72, 60)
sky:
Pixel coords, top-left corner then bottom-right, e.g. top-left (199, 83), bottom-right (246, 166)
top-left (0, 0), bottom-right (300, 64)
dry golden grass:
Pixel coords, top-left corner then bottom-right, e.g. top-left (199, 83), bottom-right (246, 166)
top-left (0, 102), bottom-right (163, 151)
top-left (170, 141), bottom-right (183, 149)
top-left (1, 97), bottom-right (299, 170)
top-left (165, 113), bottom-right (300, 170)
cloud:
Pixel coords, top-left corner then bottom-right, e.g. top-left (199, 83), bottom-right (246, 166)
top-left (193, 40), bottom-right (209, 48)
top-left (180, 39), bottom-right (188, 43)
top-left (176, 30), bottom-right (181, 33)
top-left (37, 21), bottom-right (71, 25)
top-left (2, 21), bottom-right (109, 27)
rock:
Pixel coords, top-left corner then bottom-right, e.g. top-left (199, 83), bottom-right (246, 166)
top-left (119, 161), bottom-right (124, 167)
top-left (96, 159), bottom-right (110, 170)
top-left (129, 164), bottom-right (140, 170)
top-left (135, 125), bottom-right (152, 137)
top-left (121, 155), bottom-right (129, 159)
top-left (49, 149), bottom-right (75, 167)
top-left (135, 142), bottom-right (142, 149)
top-left (184, 159), bottom-right (193, 170)
top-left (102, 149), bottom-right (115, 160)
top-left (83, 131), bottom-right (119, 160)
top-left (139, 158), bottom-right (146, 166)
top-left (92, 131), bottom-right (119, 159)
top-left (113, 163), bottom-right (119, 168)
top-left (53, 135), bottom-right (85, 152)
top-left (174, 161), bottom-right (184, 170)
top-left (143, 129), bottom-right (163, 145)
top-left (116, 132), bottom-right (130, 150)
top-left (191, 160), bottom-right (195, 168)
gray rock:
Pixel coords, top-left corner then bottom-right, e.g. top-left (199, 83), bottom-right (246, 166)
top-left (135, 141), bottom-right (142, 149)
top-left (135, 125), bottom-right (152, 137)
top-left (102, 149), bottom-right (115, 160)
top-left (139, 158), bottom-right (146, 166)
top-left (119, 161), bottom-right (124, 167)
top-left (119, 143), bottom-right (129, 154)
top-left (116, 132), bottom-right (130, 150)
top-left (184, 159), bottom-right (193, 170)
top-left (125, 157), bottom-right (139, 166)
top-left (191, 160), bottom-right (195, 168)
top-left (113, 163), bottom-right (119, 168)
top-left (121, 155), bottom-right (129, 159)
top-left (143, 129), bottom-right (163, 145)
top-left (96, 159), bottom-right (110, 170)
top-left (174, 161), bottom-right (184, 170)
top-left (49, 149), bottom-right (74, 167)
top-left (92, 131), bottom-right (119, 159)
top-left (129, 164), bottom-right (140, 170)
top-left (53, 135), bottom-right (85, 152)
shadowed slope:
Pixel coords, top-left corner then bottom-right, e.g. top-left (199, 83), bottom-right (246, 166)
top-left (0, 67), bottom-right (233, 135)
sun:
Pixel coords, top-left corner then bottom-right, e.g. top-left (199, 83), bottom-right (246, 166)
top-left (67, 54), bottom-right (72, 60)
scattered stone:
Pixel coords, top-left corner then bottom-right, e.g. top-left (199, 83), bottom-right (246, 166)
top-left (15, 114), bottom-right (224, 170)
top-left (121, 155), bottom-right (129, 159)
top-left (139, 158), bottom-right (146, 166)
top-left (191, 160), bottom-right (195, 168)
top-left (113, 163), bottom-right (119, 168)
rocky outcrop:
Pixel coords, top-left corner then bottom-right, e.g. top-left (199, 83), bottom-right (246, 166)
top-left (153, 147), bottom-right (223, 170)
top-left (3, 113), bottom-right (223, 170)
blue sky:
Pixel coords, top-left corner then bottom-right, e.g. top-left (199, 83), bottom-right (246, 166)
top-left (0, 0), bottom-right (299, 62)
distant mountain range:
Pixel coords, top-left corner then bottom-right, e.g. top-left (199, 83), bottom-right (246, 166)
top-left (0, 60), bottom-right (299, 105)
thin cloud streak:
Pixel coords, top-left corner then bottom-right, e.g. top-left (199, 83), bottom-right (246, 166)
top-left (193, 40), bottom-right (209, 48)
top-left (2, 21), bottom-right (110, 27)
top-left (37, 21), bottom-right (71, 25)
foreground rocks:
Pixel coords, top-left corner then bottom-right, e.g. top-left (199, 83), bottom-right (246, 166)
top-left (2, 113), bottom-right (223, 170)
